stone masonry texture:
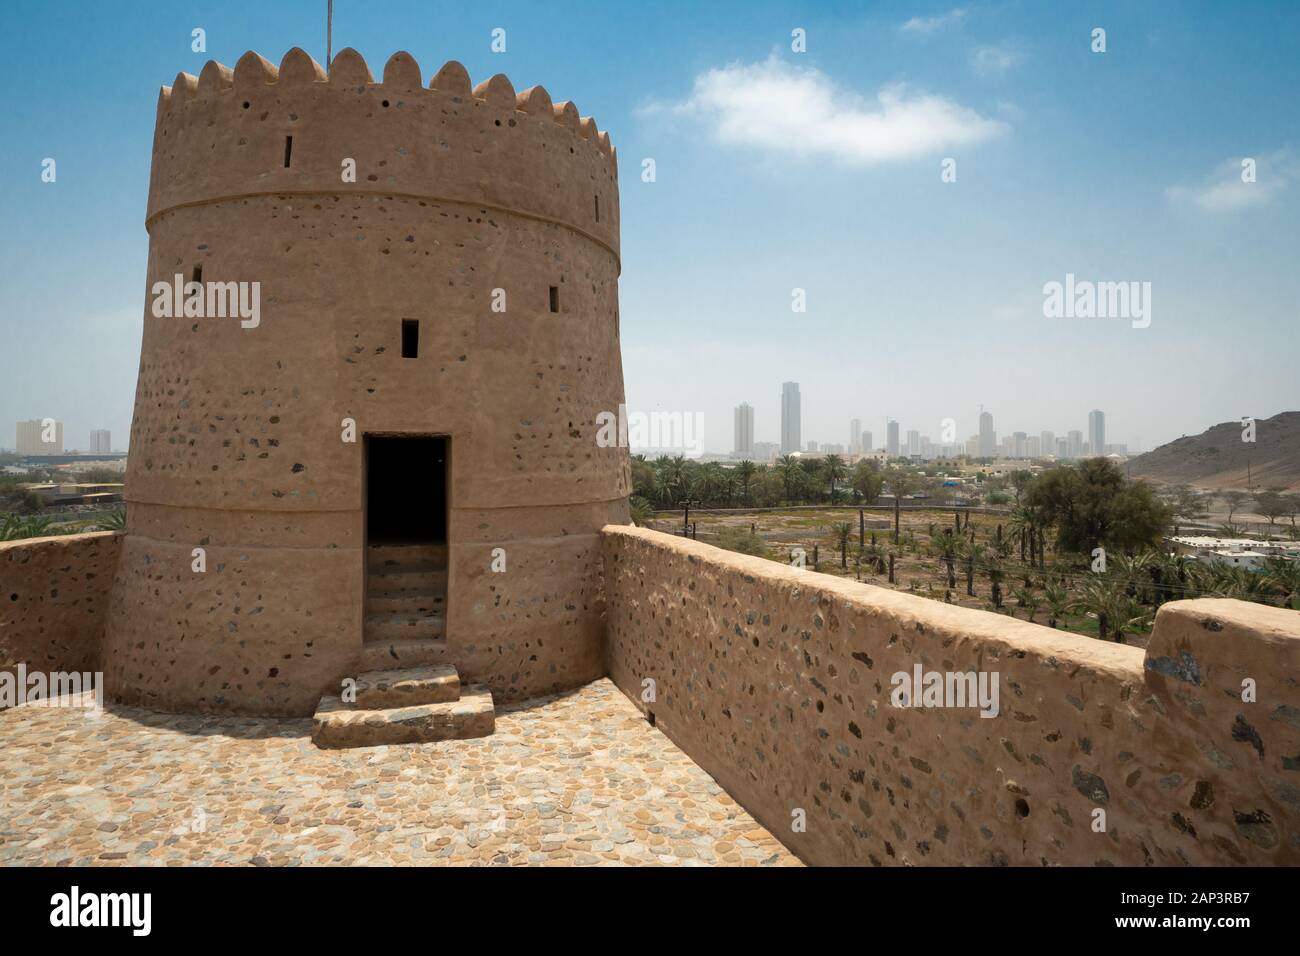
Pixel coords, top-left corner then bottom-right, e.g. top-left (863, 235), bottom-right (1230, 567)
top-left (103, 49), bottom-right (630, 715)
top-left (600, 525), bottom-right (1300, 867)
top-left (1, 532), bottom-right (121, 694)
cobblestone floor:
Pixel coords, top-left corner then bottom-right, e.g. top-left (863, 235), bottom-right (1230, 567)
top-left (0, 678), bottom-right (798, 867)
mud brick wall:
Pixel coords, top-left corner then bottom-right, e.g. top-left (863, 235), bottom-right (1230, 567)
top-left (601, 525), bottom-right (1300, 867)
top-left (1, 532), bottom-right (122, 701)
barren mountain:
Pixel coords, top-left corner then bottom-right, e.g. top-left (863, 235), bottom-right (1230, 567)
top-left (1127, 411), bottom-right (1300, 491)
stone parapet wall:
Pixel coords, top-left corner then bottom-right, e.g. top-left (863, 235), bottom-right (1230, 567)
top-left (1, 532), bottom-right (122, 701)
top-left (600, 524), bottom-right (1300, 866)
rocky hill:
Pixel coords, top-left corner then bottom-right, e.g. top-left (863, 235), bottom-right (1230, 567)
top-left (1127, 411), bottom-right (1300, 491)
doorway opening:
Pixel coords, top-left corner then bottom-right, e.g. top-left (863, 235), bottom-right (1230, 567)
top-left (365, 435), bottom-right (448, 545)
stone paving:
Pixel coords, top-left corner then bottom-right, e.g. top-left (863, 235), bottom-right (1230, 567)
top-left (0, 678), bottom-right (798, 867)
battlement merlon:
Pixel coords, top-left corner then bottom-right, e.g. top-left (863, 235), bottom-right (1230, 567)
top-left (146, 48), bottom-right (620, 264)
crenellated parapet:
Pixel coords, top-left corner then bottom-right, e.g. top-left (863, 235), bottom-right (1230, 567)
top-left (148, 48), bottom-right (619, 262)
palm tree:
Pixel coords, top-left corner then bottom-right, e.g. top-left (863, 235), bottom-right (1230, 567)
top-left (822, 455), bottom-right (847, 504)
top-left (985, 554), bottom-right (1005, 608)
top-left (96, 509), bottom-right (127, 531)
top-left (628, 497), bottom-right (653, 526)
top-left (1008, 506), bottom-right (1034, 563)
top-left (776, 455), bottom-right (802, 504)
top-left (1013, 586), bottom-right (1041, 623)
top-left (962, 540), bottom-right (984, 597)
top-left (931, 529), bottom-right (959, 590)
top-left (1043, 580), bottom-right (1071, 628)
top-left (1078, 574), bottom-right (1134, 642)
top-left (1263, 557), bottom-right (1300, 609)
top-left (831, 522), bottom-right (853, 568)
top-left (735, 460), bottom-right (757, 505)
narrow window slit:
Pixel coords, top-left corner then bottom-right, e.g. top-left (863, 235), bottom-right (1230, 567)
top-left (191, 265), bottom-right (202, 285)
top-left (284, 135), bottom-right (293, 168)
top-left (401, 319), bottom-right (419, 358)
top-left (595, 194), bottom-right (600, 222)
top-left (549, 286), bottom-right (559, 313)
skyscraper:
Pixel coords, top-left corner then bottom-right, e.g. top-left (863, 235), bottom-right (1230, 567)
top-left (978, 411), bottom-right (995, 458)
top-left (733, 403), bottom-right (754, 459)
top-left (1089, 410), bottom-right (1106, 458)
top-left (907, 429), bottom-right (920, 456)
top-left (861, 430), bottom-right (873, 454)
top-left (1040, 431), bottom-right (1055, 459)
top-left (850, 418), bottom-right (862, 454)
top-left (886, 419), bottom-right (900, 456)
top-left (91, 429), bottom-right (112, 454)
top-left (1067, 430), bottom-right (1083, 458)
top-left (780, 383), bottom-right (801, 454)
top-left (16, 419), bottom-right (64, 455)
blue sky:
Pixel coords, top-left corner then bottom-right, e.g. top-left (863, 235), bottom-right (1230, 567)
top-left (2, 0), bottom-right (1298, 456)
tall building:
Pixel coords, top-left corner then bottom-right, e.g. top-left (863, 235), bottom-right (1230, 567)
top-left (806, 440), bottom-right (818, 453)
top-left (1012, 431), bottom-right (1027, 458)
top-left (91, 429), bottom-right (112, 454)
top-left (861, 430), bottom-right (873, 454)
top-left (16, 419), bottom-right (64, 455)
top-left (1067, 430), bottom-right (1084, 458)
top-left (1040, 430), bottom-right (1055, 459)
top-left (906, 429), bottom-right (920, 457)
top-left (886, 420), bottom-right (900, 456)
top-left (850, 418), bottom-right (862, 454)
top-left (1088, 410), bottom-right (1106, 459)
top-left (780, 382), bottom-right (801, 454)
top-left (733, 403), bottom-right (754, 459)
top-left (978, 411), bottom-right (994, 458)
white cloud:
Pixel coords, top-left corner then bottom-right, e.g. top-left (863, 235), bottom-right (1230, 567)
top-left (642, 56), bottom-right (1008, 164)
top-left (970, 44), bottom-right (1024, 76)
top-left (1165, 150), bottom-right (1296, 212)
top-left (900, 9), bottom-right (967, 34)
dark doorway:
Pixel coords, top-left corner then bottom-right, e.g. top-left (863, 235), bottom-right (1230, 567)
top-left (365, 435), bottom-right (447, 544)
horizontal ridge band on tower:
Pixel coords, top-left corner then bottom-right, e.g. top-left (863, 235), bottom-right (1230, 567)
top-left (159, 48), bottom-right (614, 159)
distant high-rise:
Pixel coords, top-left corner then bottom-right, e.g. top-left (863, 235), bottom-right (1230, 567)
top-left (1067, 430), bottom-right (1084, 458)
top-left (16, 419), bottom-right (64, 455)
top-left (861, 430), bottom-right (873, 454)
top-left (886, 420), bottom-right (900, 456)
top-left (850, 418), bottom-right (862, 454)
top-left (780, 383), bottom-right (801, 454)
top-left (733, 403), bottom-right (754, 459)
top-left (1088, 410), bottom-right (1106, 459)
top-left (806, 440), bottom-right (818, 453)
top-left (91, 429), bottom-right (112, 454)
top-left (906, 429), bottom-right (920, 456)
top-left (978, 411), bottom-right (995, 458)
top-left (1040, 430), bottom-right (1055, 459)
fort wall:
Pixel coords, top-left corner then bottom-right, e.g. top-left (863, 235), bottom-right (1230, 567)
top-left (601, 524), bottom-right (1300, 866)
top-left (1, 532), bottom-right (121, 703)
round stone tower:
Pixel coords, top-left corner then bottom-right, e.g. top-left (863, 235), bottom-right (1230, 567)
top-left (104, 48), bottom-right (630, 716)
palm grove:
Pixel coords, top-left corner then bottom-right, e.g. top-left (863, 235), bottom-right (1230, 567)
top-left (630, 455), bottom-right (1300, 642)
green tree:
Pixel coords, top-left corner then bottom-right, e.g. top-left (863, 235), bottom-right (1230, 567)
top-left (850, 460), bottom-right (883, 504)
top-left (1025, 459), bottom-right (1171, 554)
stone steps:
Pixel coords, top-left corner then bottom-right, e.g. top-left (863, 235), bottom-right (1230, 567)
top-left (366, 591), bottom-right (445, 615)
top-left (353, 663), bottom-right (459, 708)
top-left (360, 637), bottom-right (448, 671)
top-left (364, 611), bottom-right (445, 642)
top-left (312, 664), bottom-right (493, 748)
top-left (367, 567), bottom-right (447, 594)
